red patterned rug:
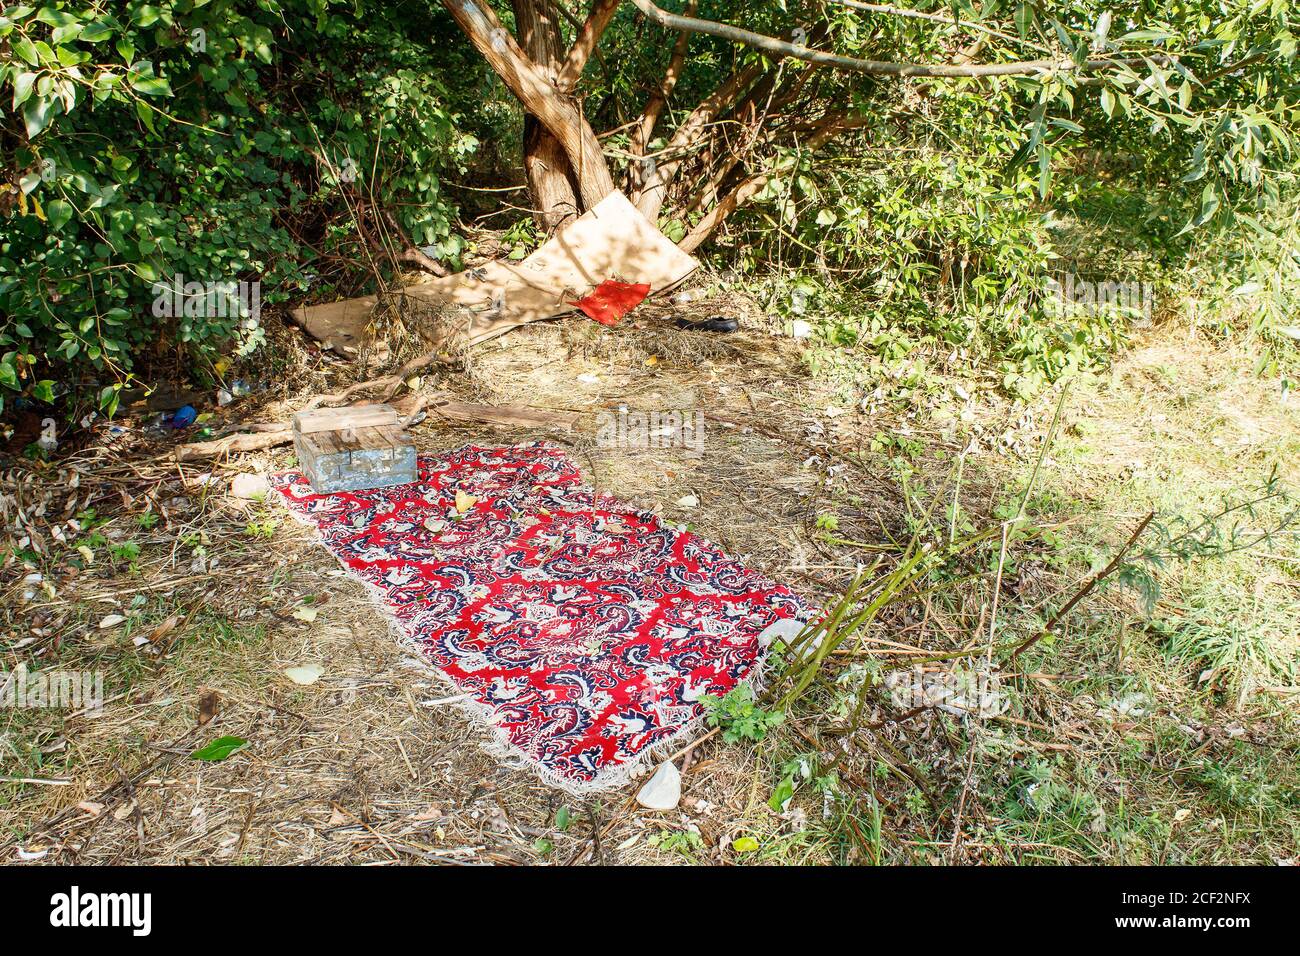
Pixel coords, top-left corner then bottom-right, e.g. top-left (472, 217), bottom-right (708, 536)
top-left (272, 443), bottom-right (810, 792)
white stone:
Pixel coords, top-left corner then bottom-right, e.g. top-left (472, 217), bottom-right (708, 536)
top-left (230, 473), bottom-right (270, 499)
top-left (790, 319), bottom-right (813, 340)
top-left (636, 760), bottom-right (681, 811)
top-left (284, 664), bottom-right (324, 686)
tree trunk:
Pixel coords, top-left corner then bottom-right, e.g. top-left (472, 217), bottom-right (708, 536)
top-left (513, 0), bottom-right (581, 232)
top-left (443, 0), bottom-right (615, 219)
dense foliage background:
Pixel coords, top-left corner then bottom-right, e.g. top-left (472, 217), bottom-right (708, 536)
top-left (2, 0), bottom-right (1297, 418)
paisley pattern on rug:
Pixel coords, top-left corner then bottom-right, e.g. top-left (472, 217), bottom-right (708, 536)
top-left (272, 443), bottom-right (810, 790)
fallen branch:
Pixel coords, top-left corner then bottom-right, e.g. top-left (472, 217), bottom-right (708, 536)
top-left (378, 207), bottom-right (449, 277)
top-left (174, 393), bottom-right (577, 460)
top-left (435, 401), bottom-right (579, 432)
top-left (1010, 511), bottom-right (1155, 661)
top-left (300, 348), bottom-right (448, 411)
top-left (176, 429), bottom-right (291, 461)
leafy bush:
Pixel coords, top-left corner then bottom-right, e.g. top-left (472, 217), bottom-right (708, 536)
top-left (1, 0), bottom-right (485, 413)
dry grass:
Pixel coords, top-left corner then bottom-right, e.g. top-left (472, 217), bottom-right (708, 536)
top-left (2, 304), bottom-right (1297, 866)
top-left (0, 301), bottom-right (864, 865)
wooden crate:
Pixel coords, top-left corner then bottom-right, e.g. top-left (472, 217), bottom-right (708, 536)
top-left (291, 404), bottom-right (417, 493)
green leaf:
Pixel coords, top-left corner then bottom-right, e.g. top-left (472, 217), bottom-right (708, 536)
top-left (134, 4), bottom-right (162, 28)
top-left (1048, 118), bottom-right (1084, 134)
top-left (12, 35), bottom-right (38, 64)
top-left (79, 19), bottom-right (114, 42)
top-left (22, 94), bottom-right (55, 138)
top-left (555, 806), bottom-right (572, 831)
top-left (191, 736), bottom-right (248, 761)
top-left (134, 98), bottom-right (155, 132)
top-left (45, 198), bottom-right (72, 231)
top-left (12, 70), bottom-right (37, 108)
top-left (768, 775), bottom-right (795, 812)
top-left (35, 7), bottom-right (79, 29)
top-left (130, 75), bottom-right (172, 97)
top-left (731, 836), bottom-right (760, 853)
top-left (1014, 3), bottom-right (1033, 40)
top-left (0, 358), bottom-right (18, 391)
top-left (99, 384), bottom-right (120, 416)
top-left (247, 24), bottom-right (274, 64)
top-left (32, 379), bottom-right (54, 402)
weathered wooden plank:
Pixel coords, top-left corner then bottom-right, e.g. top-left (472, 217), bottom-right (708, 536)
top-left (292, 404), bottom-right (399, 435)
top-left (434, 401), bottom-right (579, 432)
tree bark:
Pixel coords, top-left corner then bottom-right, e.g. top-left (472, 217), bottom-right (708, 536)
top-left (443, 0), bottom-right (615, 217)
top-left (513, 0), bottom-right (581, 231)
top-left (557, 0), bottom-right (621, 92)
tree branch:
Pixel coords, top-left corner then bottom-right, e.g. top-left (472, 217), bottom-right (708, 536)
top-left (557, 0), bottom-right (621, 91)
top-left (626, 0), bottom-right (1169, 78)
top-left (631, 60), bottom-right (766, 220)
top-left (837, 0), bottom-right (1052, 54)
top-left (442, 0), bottom-right (615, 208)
top-left (678, 112), bottom-right (871, 251)
top-left (630, 0), bottom-right (699, 157)
top-left (1010, 512), bottom-right (1155, 661)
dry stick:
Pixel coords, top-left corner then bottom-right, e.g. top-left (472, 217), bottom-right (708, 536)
top-left (948, 742), bottom-right (979, 861)
top-left (1010, 511), bottom-right (1156, 662)
top-left (330, 802), bottom-right (402, 863)
top-left (989, 380), bottom-right (1072, 658)
top-left (302, 349), bottom-right (449, 410)
top-left (378, 206), bottom-right (449, 277)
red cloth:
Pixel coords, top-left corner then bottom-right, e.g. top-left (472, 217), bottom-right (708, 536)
top-left (569, 280), bottom-right (651, 326)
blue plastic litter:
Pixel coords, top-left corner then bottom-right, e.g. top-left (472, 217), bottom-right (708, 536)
top-left (170, 404), bottom-right (197, 429)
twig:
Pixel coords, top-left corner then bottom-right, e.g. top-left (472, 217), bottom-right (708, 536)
top-left (1011, 511), bottom-right (1155, 661)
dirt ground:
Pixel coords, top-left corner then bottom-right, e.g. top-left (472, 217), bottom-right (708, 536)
top-left (0, 300), bottom-right (871, 864)
top-left (2, 298), bottom-right (1297, 865)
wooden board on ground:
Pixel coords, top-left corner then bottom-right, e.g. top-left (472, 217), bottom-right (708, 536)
top-left (290, 191), bottom-right (698, 357)
top-left (434, 400), bottom-right (579, 432)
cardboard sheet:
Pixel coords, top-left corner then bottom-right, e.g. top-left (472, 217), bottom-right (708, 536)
top-left (290, 191), bottom-right (698, 357)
